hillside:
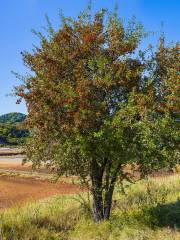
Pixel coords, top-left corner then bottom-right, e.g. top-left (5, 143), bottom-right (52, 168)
top-left (0, 112), bottom-right (26, 124)
top-left (0, 113), bottom-right (28, 146)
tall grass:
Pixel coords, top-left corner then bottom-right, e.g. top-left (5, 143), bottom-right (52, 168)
top-left (0, 175), bottom-right (179, 240)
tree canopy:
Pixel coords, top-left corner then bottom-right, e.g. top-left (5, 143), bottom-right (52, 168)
top-left (15, 6), bottom-right (179, 222)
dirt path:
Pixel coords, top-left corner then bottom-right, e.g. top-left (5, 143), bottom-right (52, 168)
top-left (0, 175), bottom-right (83, 209)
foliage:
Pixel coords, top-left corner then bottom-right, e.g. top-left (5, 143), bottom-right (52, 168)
top-left (0, 123), bottom-right (29, 146)
top-left (0, 175), bottom-right (179, 240)
top-left (0, 112), bottom-right (28, 146)
top-left (14, 5), bottom-right (179, 221)
top-left (0, 112), bottom-right (26, 124)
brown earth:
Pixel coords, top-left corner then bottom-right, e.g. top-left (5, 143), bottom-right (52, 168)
top-left (0, 159), bottom-right (29, 168)
top-left (0, 157), bottom-right (50, 173)
top-left (0, 175), bottom-right (84, 209)
top-left (0, 153), bottom-right (84, 210)
top-left (0, 149), bottom-right (178, 210)
top-left (0, 159), bottom-right (36, 172)
top-left (0, 148), bottom-right (24, 156)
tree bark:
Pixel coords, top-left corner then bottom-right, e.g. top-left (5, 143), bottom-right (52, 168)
top-left (103, 184), bottom-right (114, 220)
top-left (91, 185), bottom-right (104, 222)
top-left (90, 159), bottom-right (119, 222)
top-left (91, 159), bottom-right (105, 222)
top-left (91, 177), bottom-right (115, 222)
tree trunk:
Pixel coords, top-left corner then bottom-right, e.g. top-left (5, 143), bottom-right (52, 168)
top-left (90, 159), bottom-right (118, 222)
top-left (91, 185), bottom-right (104, 222)
top-left (91, 159), bottom-right (105, 222)
top-left (91, 180), bottom-right (115, 222)
top-left (103, 184), bottom-right (114, 220)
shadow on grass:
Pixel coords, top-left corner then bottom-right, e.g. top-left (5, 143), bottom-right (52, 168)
top-left (147, 199), bottom-right (180, 229)
top-left (113, 198), bottom-right (180, 231)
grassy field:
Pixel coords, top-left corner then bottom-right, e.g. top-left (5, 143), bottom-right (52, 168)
top-left (0, 174), bottom-right (179, 240)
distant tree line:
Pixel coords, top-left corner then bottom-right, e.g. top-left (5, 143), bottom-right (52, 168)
top-left (0, 113), bottom-right (29, 146)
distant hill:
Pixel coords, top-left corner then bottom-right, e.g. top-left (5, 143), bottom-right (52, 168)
top-left (0, 112), bottom-right (26, 124)
top-left (0, 112), bottom-right (28, 146)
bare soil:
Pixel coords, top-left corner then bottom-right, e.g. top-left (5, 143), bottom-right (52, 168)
top-left (0, 148), bottom-right (178, 210)
top-left (0, 148), bottom-right (25, 156)
top-left (0, 175), bottom-right (83, 209)
top-left (0, 151), bottom-right (84, 209)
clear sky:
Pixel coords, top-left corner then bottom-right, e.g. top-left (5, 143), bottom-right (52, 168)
top-left (0, 0), bottom-right (179, 115)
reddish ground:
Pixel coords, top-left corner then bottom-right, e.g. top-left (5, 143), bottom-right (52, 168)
top-left (0, 155), bottom-right (84, 209)
top-left (0, 151), bottom-right (177, 210)
top-left (0, 175), bottom-right (83, 209)
top-left (0, 160), bottom-right (29, 170)
top-left (0, 158), bottom-right (49, 173)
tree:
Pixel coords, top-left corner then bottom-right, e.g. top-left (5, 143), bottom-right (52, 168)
top-left (0, 122), bottom-right (28, 146)
top-left (15, 6), bottom-right (179, 222)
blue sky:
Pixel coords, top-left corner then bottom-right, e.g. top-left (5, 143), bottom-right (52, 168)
top-left (0, 0), bottom-right (179, 115)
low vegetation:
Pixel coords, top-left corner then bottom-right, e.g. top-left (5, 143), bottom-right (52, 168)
top-left (0, 175), bottom-right (179, 240)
